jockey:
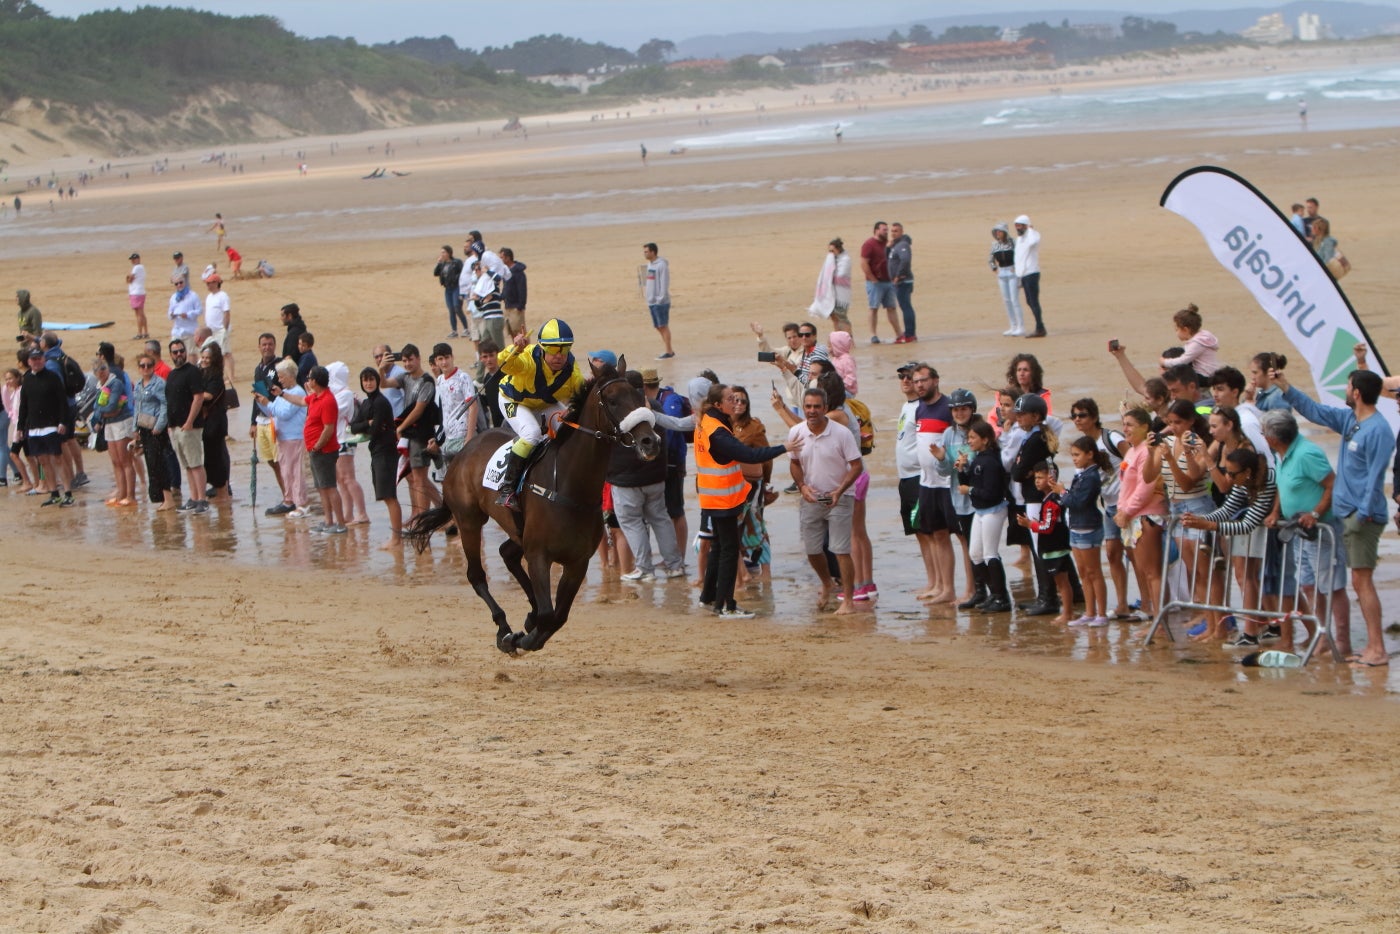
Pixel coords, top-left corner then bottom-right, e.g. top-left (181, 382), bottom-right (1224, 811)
top-left (495, 317), bottom-right (587, 509)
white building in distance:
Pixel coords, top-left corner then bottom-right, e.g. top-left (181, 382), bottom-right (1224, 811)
top-left (1243, 13), bottom-right (1294, 43)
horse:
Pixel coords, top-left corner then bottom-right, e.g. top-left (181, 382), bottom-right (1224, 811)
top-left (405, 358), bottom-right (661, 655)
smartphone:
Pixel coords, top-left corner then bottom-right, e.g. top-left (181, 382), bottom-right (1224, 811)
top-left (817, 494), bottom-right (833, 506)
top-left (757, 351), bottom-right (777, 363)
top-left (1185, 431), bottom-right (1200, 446)
top-left (1147, 431), bottom-right (1161, 447)
top-left (770, 380), bottom-right (777, 392)
top-left (1108, 339), bottom-right (1120, 352)
top-left (252, 379), bottom-right (270, 397)
top-left (384, 351), bottom-right (401, 363)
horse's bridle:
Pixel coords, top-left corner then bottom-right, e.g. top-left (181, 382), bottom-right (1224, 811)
top-left (555, 376), bottom-right (655, 449)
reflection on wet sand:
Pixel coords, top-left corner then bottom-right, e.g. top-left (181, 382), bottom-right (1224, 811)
top-left (12, 452), bottom-right (1394, 698)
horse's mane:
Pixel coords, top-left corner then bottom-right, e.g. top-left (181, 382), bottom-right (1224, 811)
top-left (557, 364), bottom-right (618, 439)
top-left (562, 362), bottom-right (616, 422)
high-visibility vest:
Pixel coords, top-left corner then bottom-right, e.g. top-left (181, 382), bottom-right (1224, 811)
top-left (694, 413), bottom-right (750, 511)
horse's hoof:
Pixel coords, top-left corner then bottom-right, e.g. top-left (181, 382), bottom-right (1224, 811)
top-left (496, 632), bottom-right (521, 656)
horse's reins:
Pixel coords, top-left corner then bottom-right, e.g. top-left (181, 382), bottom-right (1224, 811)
top-left (552, 376), bottom-right (654, 449)
top-left (527, 376), bottom-right (656, 510)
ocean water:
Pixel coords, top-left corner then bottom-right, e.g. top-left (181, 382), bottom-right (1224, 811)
top-left (671, 63), bottom-right (1400, 151)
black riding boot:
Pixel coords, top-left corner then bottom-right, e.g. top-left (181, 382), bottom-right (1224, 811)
top-left (495, 451), bottom-right (527, 510)
top-left (958, 563), bottom-right (989, 610)
top-left (981, 559), bottom-right (1011, 613)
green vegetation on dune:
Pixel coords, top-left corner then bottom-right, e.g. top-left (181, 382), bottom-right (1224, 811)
top-left (0, 3), bottom-right (572, 148)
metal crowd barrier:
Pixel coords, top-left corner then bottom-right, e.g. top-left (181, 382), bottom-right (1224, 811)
top-left (1144, 516), bottom-right (1342, 665)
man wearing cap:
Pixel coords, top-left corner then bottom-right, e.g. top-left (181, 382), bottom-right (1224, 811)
top-left (494, 319), bottom-right (587, 509)
top-left (1013, 215), bottom-right (1047, 338)
top-left (169, 251), bottom-right (190, 289)
top-left (431, 342), bottom-right (477, 460)
top-left (18, 345), bottom-right (72, 506)
top-left (125, 254), bottom-right (148, 339)
top-left (642, 242), bottom-right (675, 360)
top-left (203, 274), bottom-right (233, 380)
top-left (16, 289), bottom-right (42, 344)
top-left (167, 275), bottom-right (201, 343)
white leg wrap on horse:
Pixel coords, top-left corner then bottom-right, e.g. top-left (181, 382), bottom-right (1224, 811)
top-left (618, 407), bottom-right (657, 434)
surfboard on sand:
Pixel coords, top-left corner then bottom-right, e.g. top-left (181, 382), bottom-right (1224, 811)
top-left (44, 321), bottom-right (115, 331)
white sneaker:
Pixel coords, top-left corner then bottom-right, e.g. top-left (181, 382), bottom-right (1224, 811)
top-left (1003, 328), bottom-right (1018, 336)
top-left (1009, 328), bottom-right (1026, 337)
top-left (662, 566), bottom-right (688, 579)
top-left (1088, 616), bottom-right (1112, 628)
top-left (718, 607), bottom-right (756, 619)
top-left (287, 507), bottom-right (310, 519)
top-left (620, 568), bottom-right (655, 582)
top-left (1067, 615), bottom-right (1095, 627)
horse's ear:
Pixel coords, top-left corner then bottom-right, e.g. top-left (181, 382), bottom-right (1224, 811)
top-left (589, 357), bottom-right (602, 378)
top-left (615, 353), bottom-right (627, 374)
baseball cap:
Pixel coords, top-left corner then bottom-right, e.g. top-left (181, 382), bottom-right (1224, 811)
top-left (589, 349), bottom-right (617, 368)
top-left (172, 251), bottom-right (183, 258)
top-left (27, 346), bottom-right (43, 358)
top-left (641, 368), bottom-right (660, 386)
top-left (1013, 393), bottom-right (1048, 416)
top-left (1014, 214), bottom-right (1031, 226)
top-left (896, 360), bottom-right (920, 374)
top-left (128, 252), bottom-right (140, 259)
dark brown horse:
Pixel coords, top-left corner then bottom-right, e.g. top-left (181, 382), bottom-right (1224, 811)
top-left (405, 358), bottom-right (661, 654)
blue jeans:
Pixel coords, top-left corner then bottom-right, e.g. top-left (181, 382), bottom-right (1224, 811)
top-left (444, 287), bottom-right (468, 334)
top-left (894, 280), bottom-right (916, 337)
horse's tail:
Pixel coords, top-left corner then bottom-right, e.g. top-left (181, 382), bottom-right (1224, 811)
top-left (404, 505), bottom-right (454, 554)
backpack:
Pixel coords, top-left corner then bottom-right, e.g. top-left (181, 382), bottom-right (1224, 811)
top-left (59, 353), bottom-right (86, 396)
top-left (847, 397), bottom-right (876, 455)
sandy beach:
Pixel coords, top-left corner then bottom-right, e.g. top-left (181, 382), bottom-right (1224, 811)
top-left (3, 46), bottom-right (1400, 930)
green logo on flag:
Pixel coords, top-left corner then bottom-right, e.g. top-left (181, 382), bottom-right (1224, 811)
top-left (1319, 329), bottom-right (1361, 402)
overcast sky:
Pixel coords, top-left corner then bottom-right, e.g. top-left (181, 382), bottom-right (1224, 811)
top-left (36, 0), bottom-right (1400, 50)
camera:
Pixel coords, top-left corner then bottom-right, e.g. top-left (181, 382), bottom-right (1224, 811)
top-left (757, 351), bottom-right (776, 363)
top-left (1108, 339), bottom-right (1120, 352)
top-left (1147, 431), bottom-right (1161, 447)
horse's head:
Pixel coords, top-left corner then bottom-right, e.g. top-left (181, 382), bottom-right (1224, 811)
top-left (589, 354), bottom-right (660, 460)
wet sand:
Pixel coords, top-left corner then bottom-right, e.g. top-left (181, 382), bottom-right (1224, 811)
top-left (3, 63), bottom-right (1400, 929)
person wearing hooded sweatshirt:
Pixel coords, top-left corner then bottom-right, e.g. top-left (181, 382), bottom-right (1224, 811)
top-left (500, 248), bottom-right (528, 339)
top-left (16, 289), bottom-right (42, 343)
top-left (988, 223), bottom-right (1023, 336)
top-left (328, 360), bottom-right (369, 525)
top-left (887, 222), bottom-right (917, 343)
top-left (351, 367), bottom-right (402, 548)
top-left (826, 330), bottom-right (858, 397)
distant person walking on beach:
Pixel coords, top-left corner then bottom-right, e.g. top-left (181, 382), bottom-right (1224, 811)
top-left (640, 143), bottom-right (647, 164)
top-left (641, 242), bottom-right (675, 360)
top-left (1013, 215), bottom-right (1047, 338)
top-left (126, 252), bottom-right (148, 340)
top-left (224, 244), bottom-right (243, 279)
top-left (989, 222), bottom-right (1023, 336)
top-left (16, 289), bottom-right (42, 344)
top-left (207, 213), bottom-right (226, 252)
top-left (887, 222), bottom-right (916, 344)
top-left (860, 221), bottom-right (898, 344)
top-left (1298, 98), bottom-right (1307, 125)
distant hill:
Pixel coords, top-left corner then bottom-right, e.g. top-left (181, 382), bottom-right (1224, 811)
top-left (674, 1), bottom-right (1400, 59)
top-left (0, 4), bottom-right (570, 155)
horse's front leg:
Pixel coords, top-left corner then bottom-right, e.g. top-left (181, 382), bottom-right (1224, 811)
top-left (515, 556), bottom-right (588, 653)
